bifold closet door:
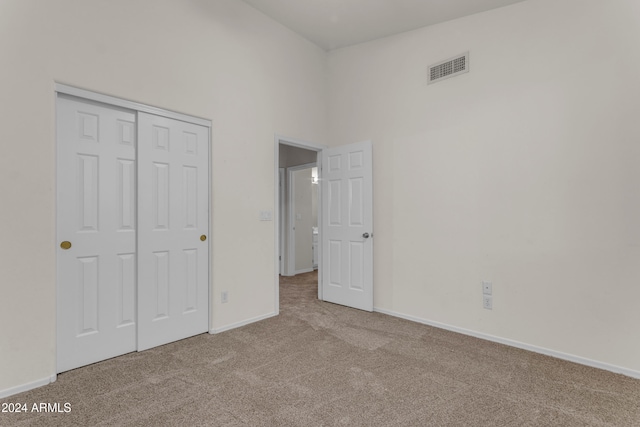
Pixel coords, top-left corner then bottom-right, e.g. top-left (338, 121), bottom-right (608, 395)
top-left (56, 95), bottom-right (137, 373)
top-left (137, 113), bottom-right (209, 351)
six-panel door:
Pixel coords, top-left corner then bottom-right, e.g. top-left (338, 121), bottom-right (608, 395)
top-left (137, 113), bottom-right (209, 351)
top-left (56, 95), bottom-right (137, 372)
top-left (321, 141), bottom-right (373, 312)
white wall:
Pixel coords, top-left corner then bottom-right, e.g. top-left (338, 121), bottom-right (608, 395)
top-left (292, 167), bottom-right (314, 272)
top-left (3, 0), bottom-right (638, 396)
top-left (0, 0), bottom-right (327, 393)
top-left (328, 0), bottom-right (640, 374)
top-left (311, 168), bottom-right (318, 233)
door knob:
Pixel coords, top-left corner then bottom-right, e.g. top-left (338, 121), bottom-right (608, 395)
top-left (60, 241), bottom-right (72, 250)
top-left (200, 235), bottom-right (207, 241)
top-left (362, 233), bottom-right (370, 239)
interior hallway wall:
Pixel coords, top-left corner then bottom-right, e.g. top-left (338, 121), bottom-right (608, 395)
top-left (327, 0), bottom-right (640, 374)
top-left (0, 0), bottom-right (327, 394)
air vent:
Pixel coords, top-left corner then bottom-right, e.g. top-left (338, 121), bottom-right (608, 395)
top-left (428, 52), bottom-right (469, 84)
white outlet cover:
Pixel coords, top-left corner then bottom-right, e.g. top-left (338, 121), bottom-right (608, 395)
top-left (483, 295), bottom-right (493, 310)
top-left (260, 210), bottom-right (273, 221)
top-left (482, 281), bottom-right (492, 295)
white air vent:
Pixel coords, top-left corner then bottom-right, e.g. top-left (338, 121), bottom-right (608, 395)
top-left (428, 52), bottom-right (469, 84)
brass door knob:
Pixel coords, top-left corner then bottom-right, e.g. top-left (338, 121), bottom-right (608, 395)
top-left (200, 235), bottom-right (207, 241)
top-left (60, 241), bottom-right (72, 250)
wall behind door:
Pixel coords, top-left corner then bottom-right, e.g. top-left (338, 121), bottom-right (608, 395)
top-left (0, 0), bottom-right (327, 394)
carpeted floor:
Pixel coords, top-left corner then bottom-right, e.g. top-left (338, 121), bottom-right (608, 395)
top-left (2, 270), bottom-right (639, 426)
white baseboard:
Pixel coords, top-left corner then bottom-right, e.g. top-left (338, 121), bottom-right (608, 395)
top-left (209, 312), bottom-right (278, 335)
top-left (0, 374), bottom-right (56, 399)
top-left (373, 307), bottom-right (640, 380)
top-left (294, 268), bottom-right (314, 275)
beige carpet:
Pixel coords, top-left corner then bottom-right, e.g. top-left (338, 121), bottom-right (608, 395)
top-left (2, 270), bottom-right (639, 426)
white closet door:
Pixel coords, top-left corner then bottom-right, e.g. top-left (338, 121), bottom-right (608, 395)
top-left (137, 113), bottom-right (209, 351)
top-left (56, 95), bottom-right (137, 372)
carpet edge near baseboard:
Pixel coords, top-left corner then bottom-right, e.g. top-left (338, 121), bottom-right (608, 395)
top-left (209, 311), bottom-right (278, 335)
top-left (373, 306), bottom-right (640, 380)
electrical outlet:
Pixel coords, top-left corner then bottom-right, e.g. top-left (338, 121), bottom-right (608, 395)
top-left (482, 281), bottom-right (492, 295)
top-left (221, 291), bottom-right (228, 304)
top-left (483, 295), bottom-right (493, 310)
top-left (259, 210), bottom-right (272, 221)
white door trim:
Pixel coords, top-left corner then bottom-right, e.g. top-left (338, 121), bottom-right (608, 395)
top-left (274, 135), bottom-right (326, 314)
top-left (55, 83), bottom-right (211, 128)
top-left (287, 162), bottom-right (317, 276)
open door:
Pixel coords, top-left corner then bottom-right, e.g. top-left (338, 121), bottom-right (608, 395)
top-left (321, 141), bottom-right (373, 311)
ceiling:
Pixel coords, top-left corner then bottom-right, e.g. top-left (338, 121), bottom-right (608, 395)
top-left (241, 0), bottom-right (528, 51)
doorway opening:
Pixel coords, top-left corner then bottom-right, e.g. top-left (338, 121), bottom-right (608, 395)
top-left (274, 136), bottom-right (325, 314)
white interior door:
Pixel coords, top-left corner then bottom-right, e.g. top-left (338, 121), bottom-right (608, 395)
top-left (321, 141), bottom-right (373, 311)
top-left (137, 113), bottom-right (209, 351)
top-left (56, 95), bottom-right (137, 372)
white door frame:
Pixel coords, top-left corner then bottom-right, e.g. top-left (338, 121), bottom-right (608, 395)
top-left (287, 162), bottom-right (317, 276)
top-left (55, 84), bottom-right (213, 371)
top-left (274, 135), bottom-right (326, 314)
top-left (55, 84), bottom-right (211, 127)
